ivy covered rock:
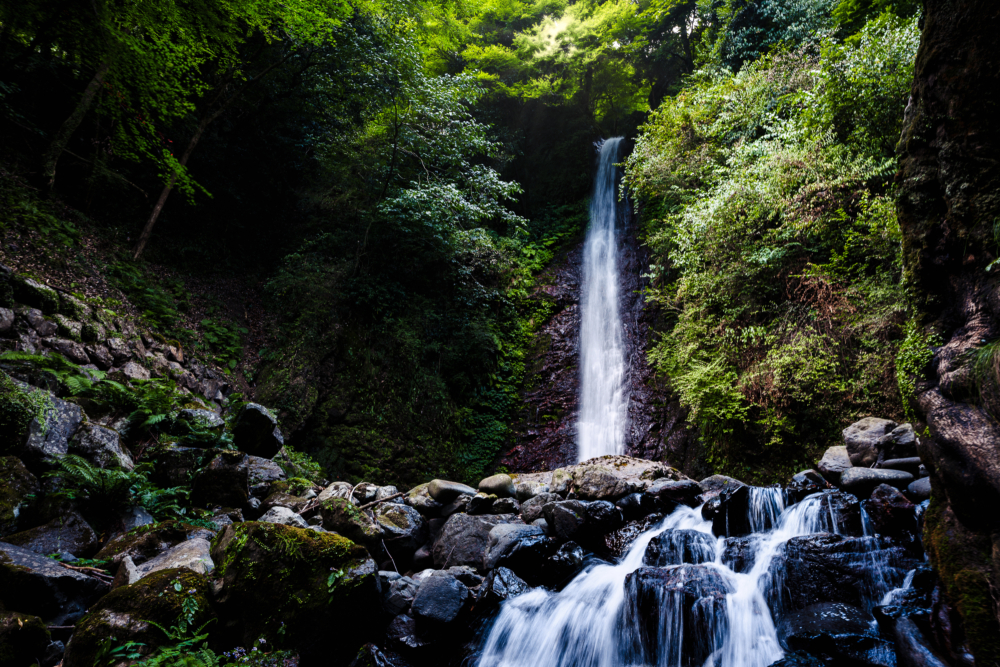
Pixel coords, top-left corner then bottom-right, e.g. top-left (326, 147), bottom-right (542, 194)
top-left (0, 611), bottom-right (51, 667)
top-left (0, 456), bottom-right (38, 537)
top-left (211, 522), bottom-right (381, 664)
top-left (61, 568), bottom-right (214, 667)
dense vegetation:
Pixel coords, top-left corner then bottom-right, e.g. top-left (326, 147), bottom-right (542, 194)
top-left (1, 0), bottom-right (924, 485)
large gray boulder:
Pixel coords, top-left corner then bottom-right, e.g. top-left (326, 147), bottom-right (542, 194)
top-left (19, 388), bottom-right (83, 473)
top-left (131, 538), bottom-right (214, 582)
top-left (428, 479), bottom-right (477, 504)
top-left (410, 572), bottom-right (468, 625)
top-left (231, 403), bottom-right (284, 458)
top-left (69, 424), bottom-right (133, 470)
top-left (431, 512), bottom-right (516, 570)
top-left (817, 446), bottom-right (852, 485)
top-left (478, 473), bottom-right (516, 498)
top-left (0, 541), bottom-right (109, 625)
top-left (374, 502), bottom-right (427, 562)
top-left (3, 510), bottom-right (98, 558)
top-left (520, 492), bottom-right (562, 523)
top-left (843, 417), bottom-right (896, 467)
top-left (483, 524), bottom-right (545, 571)
top-left (259, 506), bottom-right (310, 529)
top-left (840, 467), bottom-right (913, 497)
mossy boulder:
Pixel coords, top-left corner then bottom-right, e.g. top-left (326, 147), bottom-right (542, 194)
top-left (61, 568), bottom-right (214, 667)
top-left (318, 498), bottom-right (383, 546)
top-left (11, 277), bottom-right (58, 314)
top-left (211, 522), bottom-right (380, 665)
top-left (58, 293), bottom-right (89, 320)
top-left (53, 314), bottom-right (82, 342)
top-left (95, 520), bottom-right (215, 565)
top-left (0, 373), bottom-right (34, 457)
top-left (0, 456), bottom-right (38, 537)
top-left (0, 611), bottom-right (50, 667)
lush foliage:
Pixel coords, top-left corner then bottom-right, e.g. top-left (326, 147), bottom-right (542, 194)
top-left (627, 13), bottom-right (919, 481)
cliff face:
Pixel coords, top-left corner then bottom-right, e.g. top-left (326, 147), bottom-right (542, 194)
top-left (896, 1), bottom-right (1000, 662)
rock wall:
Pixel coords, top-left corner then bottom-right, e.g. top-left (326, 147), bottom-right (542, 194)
top-left (896, 0), bottom-right (1000, 662)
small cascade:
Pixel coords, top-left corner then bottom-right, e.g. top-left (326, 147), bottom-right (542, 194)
top-left (477, 490), bottom-right (912, 667)
top-left (577, 137), bottom-right (628, 461)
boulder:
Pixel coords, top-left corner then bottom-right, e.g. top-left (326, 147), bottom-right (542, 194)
top-left (176, 408), bottom-right (224, 431)
top-left (385, 614), bottom-right (431, 653)
top-left (191, 451), bottom-right (250, 509)
top-left (0, 307), bottom-right (12, 333)
top-left (551, 456), bottom-right (683, 499)
top-left (515, 480), bottom-right (549, 502)
top-left (843, 417), bottom-right (896, 467)
top-left (861, 484), bottom-right (918, 546)
top-left (478, 473), bottom-right (516, 498)
top-left (0, 456), bottom-right (38, 537)
top-left (68, 424), bottom-right (132, 470)
top-left (572, 465), bottom-right (625, 500)
top-left (105, 337), bottom-right (131, 364)
top-left (410, 572), bottom-right (469, 625)
top-left (812, 491), bottom-right (863, 536)
top-left (543, 541), bottom-right (586, 587)
top-left (520, 493), bottom-right (561, 523)
top-left (774, 534), bottom-right (913, 611)
top-left (880, 456), bottom-right (922, 476)
top-left (148, 444), bottom-right (206, 487)
top-left (840, 467), bottom-right (914, 497)
top-left (61, 568), bottom-right (214, 667)
top-left (383, 575), bottom-right (419, 615)
top-left (0, 611), bottom-right (52, 667)
top-left (543, 500), bottom-right (588, 541)
top-left (584, 500), bottom-right (624, 535)
top-left (431, 512), bottom-right (516, 570)
top-left (376, 485), bottom-right (401, 503)
top-left (12, 278), bottom-right (59, 314)
top-left (483, 524), bottom-right (544, 571)
top-left (603, 513), bottom-right (664, 561)
top-left (475, 566), bottom-right (529, 615)
top-left (353, 482), bottom-right (379, 504)
top-left (84, 344), bottom-right (113, 370)
top-left (467, 492), bottom-right (498, 515)
top-left (318, 480), bottom-right (356, 503)
top-left (259, 506), bottom-right (310, 529)
top-left (80, 322), bottom-right (103, 343)
top-left (698, 474), bottom-right (744, 500)
top-left (126, 537), bottom-right (214, 583)
top-left (24, 309), bottom-right (57, 337)
top-left (441, 494), bottom-right (471, 517)
top-left (427, 479), bottom-right (477, 504)
top-left (816, 446), bottom-right (852, 485)
top-left (374, 502), bottom-right (427, 563)
top-left (876, 423), bottom-right (918, 461)
top-left (493, 497), bottom-right (520, 514)
top-left (18, 389), bottom-right (83, 473)
top-left (319, 498), bottom-right (382, 545)
top-left (3, 510), bottom-right (98, 558)
top-left (0, 540), bottom-right (109, 625)
top-left (212, 522), bottom-right (381, 664)
top-left (247, 455), bottom-right (286, 497)
top-left (231, 403), bottom-right (284, 458)
top-left (778, 602), bottom-right (893, 667)
top-left (646, 478), bottom-right (702, 507)
top-left (119, 360), bottom-right (151, 381)
top-left (53, 316), bottom-right (82, 342)
top-left (624, 564), bottom-right (731, 666)
top-left (906, 476), bottom-right (931, 502)
top-left (642, 529), bottom-right (716, 567)
top-left (96, 521), bottom-right (214, 566)
top-left (720, 535), bottom-right (761, 574)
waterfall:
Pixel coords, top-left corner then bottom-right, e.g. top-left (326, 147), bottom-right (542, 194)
top-left (578, 137), bottom-right (628, 462)
top-left (477, 490), bottom-right (908, 667)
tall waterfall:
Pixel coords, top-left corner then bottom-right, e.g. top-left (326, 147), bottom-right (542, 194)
top-left (577, 137), bottom-right (627, 462)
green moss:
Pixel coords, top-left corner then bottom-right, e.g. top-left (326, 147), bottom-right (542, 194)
top-left (0, 611), bottom-right (50, 667)
top-left (64, 568), bottom-right (213, 666)
top-left (895, 321), bottom-right (941, 420)
top-left (923, 496), bottom-right (1000, 664)
top-left (11, 276), bottom-right (59, 314)
top-left (0, 372), bottom-right (34, 456)
top-left (80, 322), bottom-right (103, 343)
top-left (94, 520), bottom-right (208, 562)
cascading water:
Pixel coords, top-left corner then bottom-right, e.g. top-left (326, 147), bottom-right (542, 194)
top-left (577, 137), bottom-right (628, 462)
top-left (477, 490), bottom-right (907, 667)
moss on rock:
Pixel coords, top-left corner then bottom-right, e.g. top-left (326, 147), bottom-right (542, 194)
top-left (318, 498), bottom-right (382, 546)
top-left (0, 456), bottom-right (38, 538)
top-left (61, 568), bottom-right (214, 667)
top-left (0, 372), bottom-right (34, 457)
top-left (211, 521), bottom-right (380, 664)
top-left (0, 611), bottom-right (50, 667)
top-left (95, 520), bottom-right (213, 563)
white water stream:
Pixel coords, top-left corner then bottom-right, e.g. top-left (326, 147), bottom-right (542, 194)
top-left (478, 491), bottom-right (899, 667)
top-left (577, 137), bottom-right (628, 461)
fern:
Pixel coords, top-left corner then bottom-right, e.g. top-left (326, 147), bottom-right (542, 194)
top-left (44, 454), bottom-right (146, 512)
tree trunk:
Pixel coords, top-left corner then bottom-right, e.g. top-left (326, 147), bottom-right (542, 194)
top-left (43, 60), bottom-right (110, 192)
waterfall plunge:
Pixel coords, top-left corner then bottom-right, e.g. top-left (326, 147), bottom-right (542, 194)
top-left (578, 137), bottom-right (628, 462)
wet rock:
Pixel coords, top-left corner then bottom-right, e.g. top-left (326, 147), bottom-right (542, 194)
top-left (386, 614), bottom-right (431, 652)
top-left (483, 524), bottom-right (545, 571)
top-left (520, 492), bottom-right (561, 523)
top-left (69, 423), bottom-right (132, 470)
top-left (212, 522), bottom-right (380, 663)
top-left (374, 502), bottom-right (427, 563)
top-left (0, 456), bottom-right (38, 537)
top-left (584, 499), bottom-right (624, 535)
top-left (615, 492), bottom-right (659, 521)
top-left (475, 566), bottom-right (529, 614)
top-left (721, 535), bottom-right (761, 574)
top-left (383, 575), bottom-right (419, 615)
top-left (431, 512), bottom-right (515, 570)
top-left (701, 497), bottom-right (722, 522)
top-left (0, 611), bottom-right (52, 667)
top-left (643, 529), bottom-right (715, 566)
top-left (843, 417), bottom-right (896, 467)
top-left (489, 532), bottom-right (558, 585)
top-left (19, 390), bottom-right (83, 473)
top-left (646, 478), bottom-right (702, 507)
top-left (319, 498), bottom-right (382, 546)
top-left (906, 477), bottom-right (931, 501)
top-left (542, 541), bottom-right (585, 586)
top-left (787, 470), bottom-right (830, 503)
top-left (813, 491), bottom-right (864, 536)
top-left (778, 602), bottom-right (893, 667)
top-left (62, 568), bottom-right (213, 667)
top-left (817, 446), bottom-right (852, 485)
top-left (712, 486), bottom-right (783, 537)
top-left (467, 492), bottom-right (498, 515)
top-left (880, 457), bottom-right (922, 476)
top-left (888, 616), bottom-right (950, 667)
top-left (698, 474), bottom-right (744, 500)
top-left (603, 514), bottom-right (664, 560)
top-left (775, 534), bottom-right (913, 611)
top-left (766, 651), bottom-right (826, 666)
top-left (624, 564), bottom-right (731, 667)
top-left (191, 451), bottom-right (250, 509)
top-left (3, 510), bottom-right (98, 558)
top-left (862, 484), bottom-right (918, 547)
top-left (231, 403), bottom-right (284, 458)
top-left (840, 467), bottom-right (913, 497)
top-left (543, 499), bottom-right (588, 541)
top-left (411, 572), bottom-right (469, 625)
top-left (479, 473), bottom-right (516, 497)
top-left (428, 479), bottom-right (477, 504)
top-left (259, 505), bottom-right (310, 529)
top-left (0, 540), bottom-right (109, 625)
